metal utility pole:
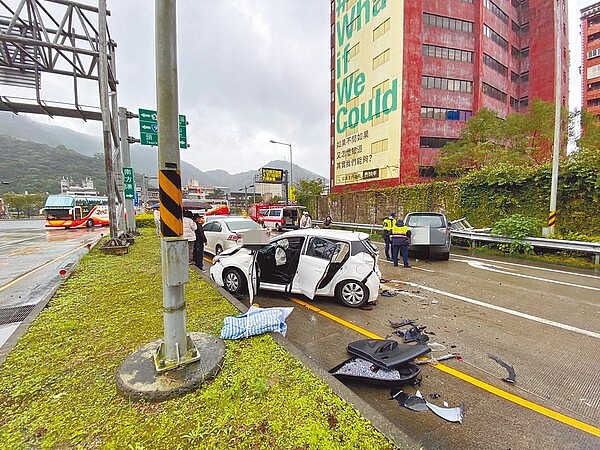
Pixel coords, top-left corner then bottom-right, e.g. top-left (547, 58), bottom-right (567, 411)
top-left (98, 0), bottom-right (123, 247)
top-left (549, 0), bottom-right (562, 235)
top-left (269, 140), bottom-right (293, 203)
top-left (119, 107), bottom-right (137, 233)
top-left (153, 0), bottom-right (200, 372)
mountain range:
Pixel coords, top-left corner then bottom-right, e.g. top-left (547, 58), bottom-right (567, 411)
top-left (0, 112), bottom-right (327, 193)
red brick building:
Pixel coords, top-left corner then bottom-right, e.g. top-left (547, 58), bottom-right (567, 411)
top-left (330, 0), bottom-right (569, 193)
top-left (581, 2), bottom-right (600, 118)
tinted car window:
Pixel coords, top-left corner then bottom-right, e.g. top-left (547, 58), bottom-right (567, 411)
top-left (306, 237), bottom-right (338, 260)
top-left (203, 222), bottom-right (215, 232)
top-left (227, 220), bottom-right (261, 231)
top-left (406, 214), bottom-right (444, 227)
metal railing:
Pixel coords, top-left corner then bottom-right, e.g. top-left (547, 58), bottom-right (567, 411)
top-left (313, 220), bottom-right (600, 264)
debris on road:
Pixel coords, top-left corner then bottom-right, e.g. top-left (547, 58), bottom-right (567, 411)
top-left (489, 354), bottom-right (516, 383)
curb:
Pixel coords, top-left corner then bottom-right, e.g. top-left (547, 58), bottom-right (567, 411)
top-left (194, 265), bottom-right (419, 450)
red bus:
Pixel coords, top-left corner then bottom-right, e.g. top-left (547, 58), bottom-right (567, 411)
top-left (43, 194), bottom-right (109, 228)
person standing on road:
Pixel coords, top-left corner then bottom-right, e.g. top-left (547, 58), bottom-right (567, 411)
top-left (182, 210), bottom-right (197, 264)
top-left (193, 214), bottom-right (208, 271)
top-left (390, 218), bottom-right (411, 268)
top-left (153, 206), bottom-right (161, 236)
top-left (382, 212), bottom-right (396, 261)
top-left (299, 211), bottom-right (312, 229)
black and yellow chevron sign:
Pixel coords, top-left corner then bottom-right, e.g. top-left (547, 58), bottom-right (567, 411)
top-left (548, 210), bottom-right (557, 228)
top-left (159, 169), bottom-right (183, 237)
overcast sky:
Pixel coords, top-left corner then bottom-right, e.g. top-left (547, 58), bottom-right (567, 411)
top-left (7, 0), bottom-right (596, 178)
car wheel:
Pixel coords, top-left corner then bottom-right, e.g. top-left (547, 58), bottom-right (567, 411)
top-left (86, 219), bottom-right (94, 228)
top-left (336, 280), bottom-right (368, 308)
top-left (215, 245), bottom-right (223, 255)
top-left (275, 223), bottom-right (281, 231)
top-left (223, 268), bottom-right (246, 295)
top-left (441, 252), bottom-right (450, 261)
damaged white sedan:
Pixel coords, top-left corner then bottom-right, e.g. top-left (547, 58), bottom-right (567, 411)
top-left (209, 228), bottom-right (381, 308)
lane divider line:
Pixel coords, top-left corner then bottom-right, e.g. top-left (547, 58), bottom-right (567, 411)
top-left (289, 296), bottom-right (600, 438)
top-left (395, 281), bottom-right (600, 340)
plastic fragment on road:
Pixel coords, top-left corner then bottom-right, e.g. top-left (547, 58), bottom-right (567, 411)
top-left (415, 352), bottom-right (461, 365)
top-left (220, 305), bottom-right (294, 340)
top-left (415, 390), bottom-right (464, 424)
top-left (489, 354), bottom-right (516, 383)
top-left (390, 389), bottom-right (428, 412)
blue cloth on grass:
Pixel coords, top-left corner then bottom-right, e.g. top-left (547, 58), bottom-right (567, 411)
top-left (220, 305), bottom-right (294, 340)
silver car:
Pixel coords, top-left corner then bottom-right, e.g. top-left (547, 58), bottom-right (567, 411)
top-left (404, 212), bottom-right (451, 260)
top-left (203, 216), bottom-right (268, 255)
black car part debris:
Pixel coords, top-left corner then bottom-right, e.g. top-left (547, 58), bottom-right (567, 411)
top-left (330, 357), bottom-right (421, 388)
top-left (388, 318), bottom-right (415, 328)
top-left (381, 289), bottom-right (398, 297)
top-left (330, 339), bottom-right (430, 388)
top-left (489, 354), bottom-right (516, 383)
top-left (393, 325), bottom-right (430, 344)
top-left (390, 389), bottom-right (428, 412)
top-left (345, 339), bottom-right (431, 370)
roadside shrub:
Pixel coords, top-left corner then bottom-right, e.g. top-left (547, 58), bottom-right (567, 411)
top-left (135, 213), bottom-right (154, 228)
top-left (490, 214), bottom-right (542, 254)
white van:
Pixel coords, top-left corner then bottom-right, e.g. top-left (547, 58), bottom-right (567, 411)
top-left (262, 206), bottom-right (303, 231)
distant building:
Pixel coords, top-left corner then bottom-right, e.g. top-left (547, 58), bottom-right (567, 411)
top-left (330, 0), bottom-right (569, 193)
top-left (581, 1), bottom-right (600, 118)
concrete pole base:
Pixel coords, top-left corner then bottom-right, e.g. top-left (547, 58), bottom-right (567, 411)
top-left (116, 332), bottom-right (225, 402)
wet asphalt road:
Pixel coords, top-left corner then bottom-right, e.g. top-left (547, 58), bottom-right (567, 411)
top-left (0, 219), bottom-right (102, 348)
top-left (229, 244), bottom-right (600, 449)
top-left (2, 220), bottom-right (599, 448)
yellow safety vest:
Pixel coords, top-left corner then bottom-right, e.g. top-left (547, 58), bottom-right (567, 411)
top-left (382, 217), bottom-right (395, 231)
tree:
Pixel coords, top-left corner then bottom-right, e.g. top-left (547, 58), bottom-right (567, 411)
top-left (3, 192), bottom-right (46, 218)
top-left (295, 179), bottom-right (325, 218)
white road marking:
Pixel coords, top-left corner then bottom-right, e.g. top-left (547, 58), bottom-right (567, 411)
top-left (388, 280), bottom-right (600, 340)
top-left (0, 236), bottom-right (38, 249)
top-left (462, 260), bottom-right (600, 291)
top-left (452, 254), bottom-right (600, 280)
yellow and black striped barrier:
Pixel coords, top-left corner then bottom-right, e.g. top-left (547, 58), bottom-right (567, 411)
top-left (548, 210), bottom-right (557, 228)
top-left (159, 169), bottom-right (183, 237)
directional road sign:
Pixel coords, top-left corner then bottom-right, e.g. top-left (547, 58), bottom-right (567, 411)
top-left (122, 167), bottom-right (135, 200)
top-left (139, 108), bottom-right (188, 148)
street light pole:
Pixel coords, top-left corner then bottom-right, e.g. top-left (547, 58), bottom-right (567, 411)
top-left (269, 140), bottom-right (292, 204)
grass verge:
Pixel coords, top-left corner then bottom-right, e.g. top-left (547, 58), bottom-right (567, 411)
top-left (0, 229), bottom-right (399, 450)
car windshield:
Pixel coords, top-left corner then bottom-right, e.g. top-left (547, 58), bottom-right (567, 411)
top-left (227, 220), bottom-right (261, 231)
top-left (406, 215), bottom-right (444, 227)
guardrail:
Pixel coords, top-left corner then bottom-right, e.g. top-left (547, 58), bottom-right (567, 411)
top-left (313, 220), bottom-right (600, 264)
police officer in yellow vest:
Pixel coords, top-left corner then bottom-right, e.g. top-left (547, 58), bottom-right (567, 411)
top-left (391, 218), bottom-right (412, 267)
top-left (381, 212), bottom-right (396, 260)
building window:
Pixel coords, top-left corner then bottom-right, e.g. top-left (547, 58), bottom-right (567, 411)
top-left (587, 98), bottom-right (600, 108)
top-left (372, 49), bottom-right (390, 70)
top-left (423, 13), bottom-right (473, 33)
top-left (520, 72), bottom-right (529, 83)
top-left (521, 47), bottom-right (529, 58)
top-left (483, 53), bottom-right (508, 76)
top-left (373, 18), bottom-right (390, 41)
top-left (348, 42), bottom-right (360, 61)
top-left (371, 139), bottom-right (388, 154)
top-left (511, 71), bottom-right (519, 83)
top-left (421, 106), bottom-right (473, 121)
top-left (510, 96), bottom-right (519, 110)
top-left (484, 0), bottom-right (508, 24)
top-left (420, 137), bottom-right (458, 148)
top-left (587, 64), bottom-right (600, 79)
top-left (423, 44), bottom-right (473, 62)
top-left (519, 97), bottom-right (529, 108)
top-left (422, 75), bottom-right (473, 93)
top-left (372, 80), bottom-right (391, 126)
top-left (588, 32), bottom-right (600, 44)
top-left (419, 166), bottom-right (437, 178)
top-left (588, 48), bottom-right (600, 59)
top-left (484, 25), bottom-right (508, 51)
top-left (482, 82), bottom-right (507, 103)
top-left (588, 81), bottom-right (600, 92)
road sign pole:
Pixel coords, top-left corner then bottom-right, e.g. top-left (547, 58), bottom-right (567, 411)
top-left (154, 0), bottom-right (199, 372)
top-left (119, 107), bottom-right (137, 233)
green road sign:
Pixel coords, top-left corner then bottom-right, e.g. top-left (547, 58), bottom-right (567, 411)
top-left (122, 167), bottom-right (135, 200)
top-left (138, 109), bottom-right (188, 148)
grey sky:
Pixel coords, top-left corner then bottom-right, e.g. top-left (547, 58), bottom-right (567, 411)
top-left (10, 1), bottom-right (593, 177)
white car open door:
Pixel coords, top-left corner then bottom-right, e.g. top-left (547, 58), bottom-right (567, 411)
top-left (295, 237), bottom-right (338, 299)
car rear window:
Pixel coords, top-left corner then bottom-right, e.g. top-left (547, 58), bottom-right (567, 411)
top-left (227, 220), bottom-right (261, 231)
top-left (406, 215), bottom-right (444, 227)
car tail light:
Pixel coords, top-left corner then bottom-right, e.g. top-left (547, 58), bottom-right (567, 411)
top-left (227, 234), bottom-right (239, 241)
